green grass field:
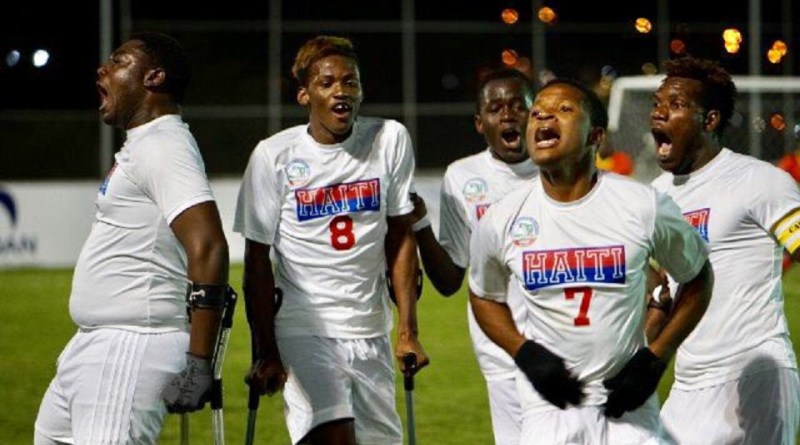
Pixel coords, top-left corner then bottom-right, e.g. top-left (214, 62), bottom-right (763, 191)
top-left (2, 265), bottom-right (799, 444)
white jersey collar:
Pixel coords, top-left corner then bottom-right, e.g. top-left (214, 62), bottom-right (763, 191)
top-left (673, 147), bottom-right (731, 184)
top-left (301, 119), bottom-right (360, 152)
top-left (484, 147), bottom-right (538, 177)
top-left (125, 114), bottom-right (183, 141)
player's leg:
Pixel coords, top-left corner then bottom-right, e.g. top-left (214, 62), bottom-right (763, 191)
top-left (607, 394), bottom-right (672, 445)
top-left (661, 381), bottom-right (742, 444)
top-left (34, 333), bottom-right (81, 444)
top-left (34, 334), bottom-right (78, 445)
top-left (518, 404), bottom-right (607, 445)
top-left (57, 328), bottom-right (186, 444)
top-left (349, 336), bottom-right (403, 445)
top-left (736, 367), bottom-right (800, 445)
top-left (301, 419), bottom-right (357, 445)
top-left (278, 336), bottom-right (356, 445)
top-left (485, 377), bottom-right (522, 445)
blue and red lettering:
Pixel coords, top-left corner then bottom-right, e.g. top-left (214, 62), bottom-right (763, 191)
top-left (522, 245), bottom-right (626, 291)
top-left (683, 208), bottom-right (710, 242)
top-left (295, 178), bottom-right (380, 221)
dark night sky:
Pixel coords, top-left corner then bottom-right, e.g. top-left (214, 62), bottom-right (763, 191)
top-left (1, 0), bottom-right (796, 110)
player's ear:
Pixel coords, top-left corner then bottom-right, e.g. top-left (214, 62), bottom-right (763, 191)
top-left (588, 126), bottom-right (605, 147)
top-left (703, 109), bottom-right (721, 132)
top-left (144, 68), bottom-right (165, 88)
top-left (297, 87), bottom-right (309, 106)
top-left (474, 113), bottom-right (484, 135)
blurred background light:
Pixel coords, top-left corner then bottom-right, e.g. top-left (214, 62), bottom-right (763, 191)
top-left (537, 7), bottom-right (556, 24)
top-left (5, 50), bottom-right (21, 67)
top-left (32, 49), bottom-right (50, 68)
top-left (501, 8), bottom-right (519, 25)
top-left (635, 18), bottom-right (652, 34)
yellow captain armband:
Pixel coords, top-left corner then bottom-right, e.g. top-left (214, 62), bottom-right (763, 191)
top-left (773, 208), bottom-right (800, 255)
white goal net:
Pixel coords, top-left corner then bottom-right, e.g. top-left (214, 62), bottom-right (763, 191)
top-left (607, 75), bottom-right (800, 182)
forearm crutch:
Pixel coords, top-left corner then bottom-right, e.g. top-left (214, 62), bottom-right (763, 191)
top-left (244, 338), bottom-right (260, 445)
top-left (210, 287), bottom-right (238, 445)
top-left (403, 353), bottom-right (418, 445)
top-left (244, 288), bottom-right (282, 445)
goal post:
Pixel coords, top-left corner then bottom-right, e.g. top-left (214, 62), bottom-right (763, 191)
top-left (607, 75), bottom-right (800, 182)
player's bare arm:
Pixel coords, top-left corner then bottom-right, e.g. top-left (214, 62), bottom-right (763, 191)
top-left (649, 260), bottom-right (713, 361)
top-left (242, 239), bottom-right (287, 396)
top-left (386, 214), bottom-right (429, 375)
top-left (165, 200), bottom-right (229, 412)
top-left (170, 200), bottom-right (229, 359)
top-left (468, 292), bottom-right (525, 354)
top-left (410, 193), bottom-right (465, 296)
top-left (644, 263), bottom-right (672, 343)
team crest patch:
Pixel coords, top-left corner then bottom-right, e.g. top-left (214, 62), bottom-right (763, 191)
top-left (463, 178), bottom-right (488, 203)
top-left (510, 216), bottom-right (539, 247)
top-left (285, 159), bottom-right (311, 187)
top-left (683, 208), bottom-right (710, 242)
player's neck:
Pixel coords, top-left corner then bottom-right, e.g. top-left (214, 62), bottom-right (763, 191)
top-left (688, 143), bottom-right (722, 174)
top-left (540, 162), bottom-right (598, 203)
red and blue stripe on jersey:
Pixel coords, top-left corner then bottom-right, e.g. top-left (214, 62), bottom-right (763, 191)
top-left (522, 246), bottom-right (626, 291)
top-left (682, 208), bottom-right (710, 242)
top-left (295, 178), bottom-right (380, 221)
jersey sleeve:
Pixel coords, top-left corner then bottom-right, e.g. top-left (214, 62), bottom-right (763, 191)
top-left (650, 190), bottom-right (708, 283)
top-left (750, 167), bottom-right (800, 256)
top-left (468, 210), bottom-right (509, 302)
top-left (131, 132), bottom-right (214, 225)
top-left (385, 123), bottom-right (415, 217)
top-left (439, 171), bottom-right (471, 268)
top-left (233, 145), bottom-right (282, 245)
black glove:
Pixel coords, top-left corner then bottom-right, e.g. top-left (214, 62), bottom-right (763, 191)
top-left (603, 347), bottom-right (667, 418)
top-left (514, 340), bottom-right (585, 409)
top-left (162, 353), bottom-right (213, 413)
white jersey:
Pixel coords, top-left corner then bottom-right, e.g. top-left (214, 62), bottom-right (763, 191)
top-left (469, 172), bottom-right (707, 413)
top-left (652, 148), bottom-right (800, 389)
top-left (439, 148), bottom-right (538, 381)
top-left (70, 115), bottom-right (215, 332)
top-left (234, 117), bottom-right (415, 339)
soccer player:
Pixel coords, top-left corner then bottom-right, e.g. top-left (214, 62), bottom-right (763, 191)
top-left (650, 55), bottom-right (800, 444)
top-left (409, 67), bottom-right (537, 445)
top-left (34, 32), bottom-right (230, 444)
top-left (234, 35), bottom-right (428, 445)
top-left (469, 77), bottom-right (714, 444)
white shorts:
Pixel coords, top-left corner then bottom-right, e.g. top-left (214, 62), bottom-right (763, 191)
top-left (34, 328), bottom-right (188, 445)
top-left (277, 335), bottom-right (402, 445)
top-left (519, 394), bottom-right (670, 445)
top-left (486, 377), bottom-right (522, 445)
top-left (661, 367), bottom-right (800, 445)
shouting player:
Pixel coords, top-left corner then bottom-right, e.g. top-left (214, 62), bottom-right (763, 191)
top-left (469, 77), bottom-right (713, 444)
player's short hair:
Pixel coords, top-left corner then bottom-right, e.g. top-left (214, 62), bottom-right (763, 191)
top-left (292, 35), bottom-right (359, 87)
top-left (541, 77), bottom-right (609, 129)
top-left (662, 56), bottom-right (737, 137)
top-left (476, 68), bottom-right (535, 113)
top-left (131, 31), bottom-right (191, 104)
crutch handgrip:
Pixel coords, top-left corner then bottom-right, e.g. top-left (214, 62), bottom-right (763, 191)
top-left (403, 353), bottom-right (417, 391)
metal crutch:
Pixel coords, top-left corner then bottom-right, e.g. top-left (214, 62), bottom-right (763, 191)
top-left (403, 353), bottom-right (418, 445)
top-left (210, 287), bottom-right (238, 445)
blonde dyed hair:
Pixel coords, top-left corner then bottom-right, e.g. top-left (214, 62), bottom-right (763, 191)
top-left (291, 35), bottom-right (358, 87)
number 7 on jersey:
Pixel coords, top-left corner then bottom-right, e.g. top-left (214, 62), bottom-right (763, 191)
top-left (564, 286), bottom-right (593, 326)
